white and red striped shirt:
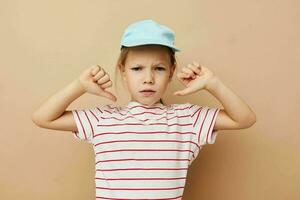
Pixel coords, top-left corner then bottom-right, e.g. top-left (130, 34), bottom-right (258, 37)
top-left (72, 101), bottom-right (220, 200)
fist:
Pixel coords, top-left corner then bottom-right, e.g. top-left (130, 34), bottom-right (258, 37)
top-left (79, 65), bottom-right (117, 102)
top-left (174, 61), bottom-right (215, 96)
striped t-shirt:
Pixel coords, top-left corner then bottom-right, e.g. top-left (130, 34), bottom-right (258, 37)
top-left (72, 101), bottom-right (220, 200)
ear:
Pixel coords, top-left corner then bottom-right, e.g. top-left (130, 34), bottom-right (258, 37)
top-left (119, 65), bottom-right (129, 90)
top-left (119, 64), bottom-right (126, 81)
top-left (168, 65), bottom-right (175, 82)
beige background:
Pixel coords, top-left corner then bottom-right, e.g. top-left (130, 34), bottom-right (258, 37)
top-left (1, 0), bottom-right (299, 199)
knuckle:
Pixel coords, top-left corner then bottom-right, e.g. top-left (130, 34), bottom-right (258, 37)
top-left (94, 65), bottom-right (101, 72)
top-left (103, 74), bottom-right (109, 80)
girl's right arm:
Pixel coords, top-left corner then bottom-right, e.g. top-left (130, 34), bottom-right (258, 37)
top-left (31, 65), bottom-right (117, 132)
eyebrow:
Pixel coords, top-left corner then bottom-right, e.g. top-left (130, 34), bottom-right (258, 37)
top-left (132, 62), bottom-right (168, 67)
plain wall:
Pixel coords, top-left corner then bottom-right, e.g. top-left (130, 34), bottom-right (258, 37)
top-left (0, 0), bottom-right (299, 199)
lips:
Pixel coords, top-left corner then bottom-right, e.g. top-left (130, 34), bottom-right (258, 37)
top-left (140, 89), bottom-right (156, 92)
top-left (140, 89), bottom-right (156, 96)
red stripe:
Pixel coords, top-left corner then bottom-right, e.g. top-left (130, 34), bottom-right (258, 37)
top-left (96, 122), bottom-right (192, 127)
top-left (96, 107), bottom-right (103, 113)
top-left (95, 177), bottom-right (186, 181)
top-left (96, 158), bottom-right (190, 164)
top-left (97, 167), bottom-right (188, 172)
top-left (98, 114), bottom-right (189, 122)
top-left (89, 109), bottom-right (99, 122)
top-left (103, 109), bottom-right (113, 114)
top-left (74, 110), bottom-right (87, 140)
top-left (96, 195), bottom-right (182, 200)
top-left (84, 110), bottom-right (94, 138)
top-left (128, 104), bottom-right (166, 111)
top-left (94, 139), bottom-right (200, 149)
top-left (96, 186), bottom-right (185, 190)
top-left (95, 148), bottom-right (193, 155)
top-left (192, 107), bottom-right (203, 127)
top-left (94, 130), bottom-right (195, 138)
top-left (191, 107), bottom-right (203, 118)
top-left (129, 110), bottom-right (167, 117)
top-left (178, 105), bottom-right (193, 111)
top-left (188, 104), bottom-right (194, 109)
top-left (107, 104), bottom-right (120, 111)
top-left (205, 109), bottom-right (219, 144)
top-left (197, 109), bottom-right (209, 144)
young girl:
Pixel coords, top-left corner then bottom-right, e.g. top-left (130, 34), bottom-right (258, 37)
top-left (32, 19), bottom-right (256, 200)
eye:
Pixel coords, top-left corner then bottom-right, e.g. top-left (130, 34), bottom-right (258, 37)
top-left (131, 67), bottom-right (141, 71)
top-left (130, 66), bottom-right (166, 71)
top-left (156, 66), bottom-right (166, 71)
top-left (156, 65), bottom-right (166, 71)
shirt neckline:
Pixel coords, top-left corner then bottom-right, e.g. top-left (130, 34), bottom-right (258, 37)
top-left (124, 101), bottom-right (167, 124)
top-left (126, 100), bottom-right (164, 109)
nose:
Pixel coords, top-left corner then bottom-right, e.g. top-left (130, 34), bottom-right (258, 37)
top-left (143, 69), bottom-right (155, 84)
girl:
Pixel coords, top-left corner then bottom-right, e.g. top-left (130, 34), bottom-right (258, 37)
top-left (32, 19), bottom-right (256, 200)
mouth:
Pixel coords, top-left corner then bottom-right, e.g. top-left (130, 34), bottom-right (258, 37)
top-left (140, 90), bottom-right (156, 96)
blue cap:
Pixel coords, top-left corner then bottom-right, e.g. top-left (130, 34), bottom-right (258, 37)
top-left (120, 19), bottom-right (180, 52)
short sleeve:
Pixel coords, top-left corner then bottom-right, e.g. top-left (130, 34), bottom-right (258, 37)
top-left (71, 107), bottom-right (101, 143)
top-left (188, 103), bottom-right (221, 146)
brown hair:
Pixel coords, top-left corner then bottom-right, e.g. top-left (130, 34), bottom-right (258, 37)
top-left (114, 44), bottom-right (178, 105)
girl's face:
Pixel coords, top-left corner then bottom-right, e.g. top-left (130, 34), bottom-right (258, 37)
top-left (121, 46), bottom-right (174, 106)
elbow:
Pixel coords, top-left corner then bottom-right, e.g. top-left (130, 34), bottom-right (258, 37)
top-left (238, 113), bottom-right (257, 129)
top-left (249, 112), bottom-right (257, 125)
top-left (31, 112), bottom-right (47, 128)
top-left (31, 112), bottom-right (41, 127)
top-left (244, 113), bottom-right (257, 128)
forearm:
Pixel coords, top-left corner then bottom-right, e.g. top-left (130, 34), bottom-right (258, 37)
top-left (32, 79), bottom-right (86, 123)
top-left (205, 76), bottom-right (256, 124)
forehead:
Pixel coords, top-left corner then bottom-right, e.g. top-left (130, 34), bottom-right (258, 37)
top-left (125, 45), bottom-right (171, 65)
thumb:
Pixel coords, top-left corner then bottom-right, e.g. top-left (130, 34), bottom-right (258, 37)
top-left (173, 87), bottom-right (193, 96)
top-left (101, 90), bottom-right (117, 102)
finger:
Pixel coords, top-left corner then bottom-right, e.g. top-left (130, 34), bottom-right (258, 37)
top-left (193, 61), bottom-right (204, 73)
top-left (93, 70), bottom-right (106, 81)
top-left (98, 65), bottom-right (107, 74)
top-left (176, 75), bottom-right (188, 85)
top-left (192, 61), bottom-right (201, 68)
top-left (188, 63), bottom-right (202, 75)
top-left (91, 65), bottom-right (101, 76)
top-left (182, 67), bottom-right (196, 78)
top-left (96, 64), bottom-right (102, 71)
top-left (176, 73), bottom-right (191, 86)
top-left (100, 80), bottom-right (113, 88)
top-left (177, 72), bottom-right (190, 79)
top-left (173, 86), bottom-right (194, 96)
top-left (97, 74), bottom-right (110, 85)
top-left (103, 90), bottom-right (117, 102)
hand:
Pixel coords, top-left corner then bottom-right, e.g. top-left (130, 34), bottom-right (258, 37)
top-left (78, 65), bottom-right (117, 102)
top-left (173, 61), bottom-right (215, 96)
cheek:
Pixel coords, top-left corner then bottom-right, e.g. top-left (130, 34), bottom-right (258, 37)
top-left (159, 76), bottom-right (171, 87)
top-left (127, 77), bottom-right (138, 88)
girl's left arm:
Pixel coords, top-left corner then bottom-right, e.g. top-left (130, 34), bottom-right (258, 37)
top-left (205, 76), bottom-right (257, 131)
top-left (173, 61), bottom-right (256, 131)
